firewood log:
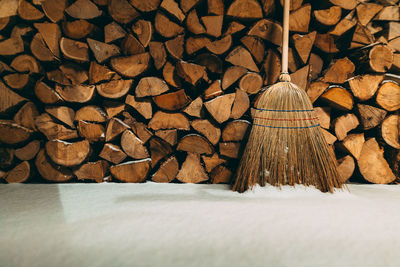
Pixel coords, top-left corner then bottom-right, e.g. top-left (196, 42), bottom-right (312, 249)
top-left (34, 22), bottom-right (61, 58)
top-left (155, 12), bottom-right (184, 38)
top-left (153, 89), bottom-right (190, 111)
top-left (161, 0), bottom-right (185, 22)
top-left (180, 0), bottom-right (200, 13)
top-left (211, 165), bottom-right (232, 184)
top-left (14, 102), bottom-right (39, 130)
top-left (320, 86), bottom-right (354, 111)
top-left (263, 49), bottom-right (281, 85)
top-left (290, 65), bottom-right (309, 91)
top-left (11, 54), bottom-right (41, 73)
top-left (75, 105), bottom-right (107, 122)
top-left (314, 107), bottom-right (330, 129)
top-left (204, 80), bottom-right (223, 100)
top-left (226, 0), bottom-right (262, 20)
top-left (230, 89), bottom-right (250, 119)
top-left (176, 61), bottom-right (207, 85)
top-left (341, 133), bottom-right (365, 160)
top-left (293, 31), bottom-right (316, 64)
top-left (55, 84), bottom-right (95, 103)
top-left (207, 35), bottom-right (232, 55)
top-left (226, 46), bottom-right (259, 72)
top-left (330, 10), bottom-right (357, 36)
top-left (65, 0), bottom-right (102, 19)
top-left (374, 5), bottom-right (400, 21)
top-left (376, 81), bottom-right (400, 111)
top-left (0, 36), bottom-right (24, 56)
top-left (183, 97), bottom-right (203, 118)
top-left (96, 79), bottom-right (132, 99)
top-left (204, 93), bottom-right (235, 124)
top-left (35, 113), bottom-right (78, 140)
top-left (132, 20), bottom-right (152, 47)
top-left (219, 142), bottom-right (241, 158)
top-left (151, 156), bottom-right (179, 183)
top-left (155, 129), bottom-right (177, 146)
top-left (15, 140), bottom-right (40, 161)
top-left (125, 94), bottom-right (152, 119)
top-left (368, 44), bottom-right (393, 72)
top-left (348, 74), bottom-right (384, 101)
top-left (42, 0), bottom-right (67, 23)
top-left (110, 53), bottom-right (150, 78)
top-left (222, 120), bottom-right (250, 142)
top-left (121, 34), bottom-right (145, 55)
top-left (62, 20), bottom-right (97, 40)
top-left (202, 153), bottom-right (227, 173)
top-left (289, 4), bottom-right (311, 33)
top-left (89, 62), bottom-right (117, 84)
top-left (18, 0), bottom-right (44, 21)
top-left (239, 72), bottom-right (263, 94)
top-left (130, 122), bottom-right (153, 144)
top-left (222, 66), bottom-right (247, 90)
top-left (248, 19), bottom-right (282, 46)
top-left (323, 57), bottom-right (355, 84)
top-left (177, 134), bottom-right (214, 154)
top-left (356, 3), bottom-right (383, 26)
top-left (4, 73), bottom-right (31, 90)
top-left (4, 161), bottom-right (31, 183)
top-left (104, 22), bottom-right (126, 44)
top-left (314, 6), bottom-right (342, 26)
top-left (224, 21), bottom-right (246, 35)
top-left (201, 15), bottom-right (223, 37)
top-left (334, 113), bottom-right (359, 141)
top-left (110, 159), bottom-right (151, 182)
top-left (45, 139), bottom-right (90, 167)
top-left (136, 77), bottom-right (169, 97)
top-left (104, 101), bottom-right (125, 118)
top-left (74, 160), bottom-right (109, 182)
top-left (130, 0), bottom-right (160, 12)
top-left (77, 120), bottom-right (105, 142)
top-left (176, 152), bottom-right (208, 183)
top-left (186, 9), bottom-right (205, 34)
top-left (309, 53), bottom-right (323, 80)
top-left (149, 137), bottom-right (173, 167)
top-left (108, 0), bottom-right (139, 24)
top-left (191, 119), bottom-right (221, 145)
top-left (320, 128), bottom-right (337, 145)
top-left (0, 147), bottom-right (14, 169)
top-left (35, 149), bottom-right (73, 182)
top-left (315, 33), bottom-right (339, 53)
top-left (105, 117), bottom-right (130, 142)
top-left (0, 120), bottom-right (32, 144)
top-left (121, 130), bottom-right (149, 159)
top-left (149, 111), bottom-right (190, 130)
top-left (358, 138), bottom-right (396, 184)
top-left (357, 104), bottom-right (387, 130)
top-left (381, 114), bottom-right (400, 149)
top-left (87, 38), bottom-right (120, 63)
top-left (99, 143), bottom-right (127, 164)
top-left (307, 81), bottom-right (328, 103)
top-left (45, 106), bottom-right (75, 128)
top-left (329, 0), bottom-right (357, 10)
top-left (149, 42), bottom-right (167, 70)
top-left (337, 155), bottom-right (355, 183)
top-left (60, 37), bottom-right (89, 62)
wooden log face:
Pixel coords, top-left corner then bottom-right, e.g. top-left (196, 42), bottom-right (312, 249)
top-left (376, 82), bottom-right (400, 111)
top-left (151, 156), bottom-right (179, 183)
top-left (0, 120), bottom-right (32, 144)
top-left (381, 115), bottom-right (400, 149)
top-left (176, 152), bottom-right (208, 183)
top-left (45, 139), bottom-right (90, 167)
top-left (110, 159), bottom-right (151, 183)
top-left (35, 149), bottom-right (73, 182)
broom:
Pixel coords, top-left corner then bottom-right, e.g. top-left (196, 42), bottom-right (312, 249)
top-left (232, 0), bottom-right (344, 193)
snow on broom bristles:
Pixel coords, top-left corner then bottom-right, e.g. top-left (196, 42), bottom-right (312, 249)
top-left (233, 0), bottom-right (344, 193)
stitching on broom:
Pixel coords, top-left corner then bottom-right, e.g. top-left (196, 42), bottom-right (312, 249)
top-left (253, 116), bottom-right (318, 121)
top-left (253, 124), bottom-right (320, 129)
top-left (254, 108), bottom-right (314, 112)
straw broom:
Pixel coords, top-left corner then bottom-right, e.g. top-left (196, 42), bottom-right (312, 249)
top-left (233, 0), bottom-right (344, 193)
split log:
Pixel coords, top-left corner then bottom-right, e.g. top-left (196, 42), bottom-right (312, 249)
top-left (108, 0), bottom-right (139, 24)
top-left (34, 22), bottom-right (61, 58)
top-left (224, 21), bottom-right (246, 35)
top-left (201, 15), bottom-right (223, 37)
top-left (0, 147), bottom-right (14, 169)
top-left (121, 34), bottom-right (145, 55)
top-left (35, 113), bottom-right (78, 140)
top-left (330, 11), bottom-right (357, 36)
top-left (357, 104), bottom-right (387, 130)
top-left (351, 24), bottom-right (375, 47)
top-left (0, 120), bottom-right (32, 144)
top-left (0, 81), bottom-right (27, 113)
top-left (381, 115), bottom-right (400, 149)
top-left (161, 0), bottom-right (185, 22)
top-left (75, 105), bottom-right (107, 122)
top-left (176, 61), bottom-right (207, 85)
top-left (96, 79), bottom-right (132, 99)
top-left (204, 93), bottom-right (235, 124)
top-left (321, 128), bottom-right (337, 145)
top-left (356, 3), bottom-right (383, 26)
top-left (125, 94), bottom-right (152, 119)
top-left (289, 4), bottom-right (311, 33)
top-left (153, 89), bottom-right (190, 111)
top-left (4, 161), bottom-right (30, 183)
top-left (45, 106), bottom-right (75, 128)
top-left (45, 139), bottom-right (90, 167)
top-left (121, 130), bottom-right (149, 159)
top-left (149, 111), bottom-right (190, 130)
top-left (222, 66), bottom-right (247, 90)
top-left (315, 33), bottom-right (339, 53)
top-left (110, 159), bottom-right (151, 183)
top-left (136, 77), bottom-right (169, 97)
top-left (323, 58), bottom-right (355, 84)
top-left (183, 97), bottom-right (203, 118)
top-left (204, 80), bottom-right (223, 100)
top-left (4, 73), bottom-right (31, 90)
top-left (110, 53), bottom-right (150, 78)
top-left (307, 81), bottom-right (329, 103)
top-left (74, 160), bottom-right (109, 182)
top-left (248, 19), bottom-right (282, 46)
top-left (358, 138), bottom-right (396, 184)
top-left (226, 46), bottom-right (259, 72)
top-left (163, 62), bottom-right (181, 87)
top-left (149, 42), bottom-right (166, 70)
top-left (180, 0), bottom-right (200, 13)
top-left (314, 6), bottom-right (342, 26)
top-left (18, 0), bottom-right (44, 21)
top-left (342, 133), bottom-right (365, 160)
top-left (191, 119), bottom-right (221, 145)
top-left (0, 36), bottom-right (24, 56)
top-left (104, 22), bottom-right (126, 43)
top-left (292, 31), bottom-right (316, 64)
top-left (89, 62), bottom-right (117, 84)
top-left (130, 122), bottom-right (153, 144)
top-left (239, 72), bottom-right (263, 95)
top-left (226, 0), bottom-right (262, 20)
top-left (211, 165), bottom-right (232, 184)
top-left (320, 86), bottom-right (354, 111)
top-left (207, 35), bottom-right (232, 55)
top-left (99, 143), bottom-right (127, 164)
top-left (105, 117), bottom-right (130, 142)
top-left (77, 120), bottom-right (105, 142)
top-left (47, 63), bottom-right (88, 85)
top-left (87, 38), bottom-right (120, 63)
top-left (202, 153), bottom-right (227, 173)
top-left (290, 65), bottom-right (309, 91)
top-left (230, 89), bottom-right (250, 119)
top-left (15, 140), bottom-right (40, 161)
top-left (207, 0), bottom-right (224, 15)
top-left (35, 149), bottom-right (73, 182)
top-left (314, 107), bottom-right (330, 129)
top-left (309, 53), bottom-right (324, 80)
top-left (219, 142), bottom-right (241, 158)
top-left (334, 113), bottom-right (359, 141)
top-left (104, 101), bottom-right (125, 118)
top-left (186, 9), bottom-right (206, 34)
top-left (337, 155), bottom-right (355, 183)
top-left (14, 102), bottom-right (39, 130)
top-left (263, 49), bottom-right (281, 85)
top-left (151, 156), bottom-right (179, 183)
top-left (65, 0), bottom-right (102, 19)
top-left (348, 74), bottom-right (384, 101)
top-left (11, 54), bottom-right (41, 73)
top-left (154, 12), bottom-right (184, 38)
top-left (374, 5), bottom-right (400, 21)
top-left (177, 134), bottom-right (214, 154)
top-left (186, 36), bottom-right (210, 55)
top-left (369, 44), bottom-right (393, 72)
top-left (132, 20), bottom-right (152, 47)
top-left (222, 120), bottom-right (250, 142)
top-left (149, 137), bottom-right (173, 167)
top-left (55, 84), bottom-right (95, 103)
top-left (155, 129), bottom-right (177, 146)
top-left (176, 152), bottom-right (208, 183)
top-left (195, 53), bottom-right (223, 74)
top-left (130, 0), bottom-right (160, 12)
top-left (60, 37), bottom-right (89, 62)
top-left (376, 81), bottom-right (400, 111)
top-left (42, 0), bottom-right (67, 22)
top-left (62, 20), bottom-right (96, 40)
top-left (329, 0), bottom-right (357, 10)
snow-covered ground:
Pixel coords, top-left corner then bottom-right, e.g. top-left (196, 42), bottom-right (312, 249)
top-left (1, 182), bottom-right (400, 267)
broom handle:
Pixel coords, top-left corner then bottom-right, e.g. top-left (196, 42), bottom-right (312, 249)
top-left (280, 0), bottom-right (291, 82)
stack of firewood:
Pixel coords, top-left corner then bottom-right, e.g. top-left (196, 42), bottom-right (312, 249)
top-left (0, 0), bottom-right (399, 184)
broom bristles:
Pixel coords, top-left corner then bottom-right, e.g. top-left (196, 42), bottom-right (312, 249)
top-left (233, 81), bottom-right (344, 193)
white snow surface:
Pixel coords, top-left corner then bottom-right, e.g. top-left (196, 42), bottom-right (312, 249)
top-left (1, 182), bottom-right (400, 267)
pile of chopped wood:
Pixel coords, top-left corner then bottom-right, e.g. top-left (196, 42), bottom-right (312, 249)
top-left (0, 0), bottom-right (399, 184)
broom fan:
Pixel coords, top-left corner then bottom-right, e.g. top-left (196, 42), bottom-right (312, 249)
top-left (233, 0), bottom-right (344, 193)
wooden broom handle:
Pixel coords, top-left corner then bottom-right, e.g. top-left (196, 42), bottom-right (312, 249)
top-left (280, 0), bottom-right (290, 82)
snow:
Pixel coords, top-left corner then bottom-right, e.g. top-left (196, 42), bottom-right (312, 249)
top-left (1, 182), bottom-right (400, 267)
